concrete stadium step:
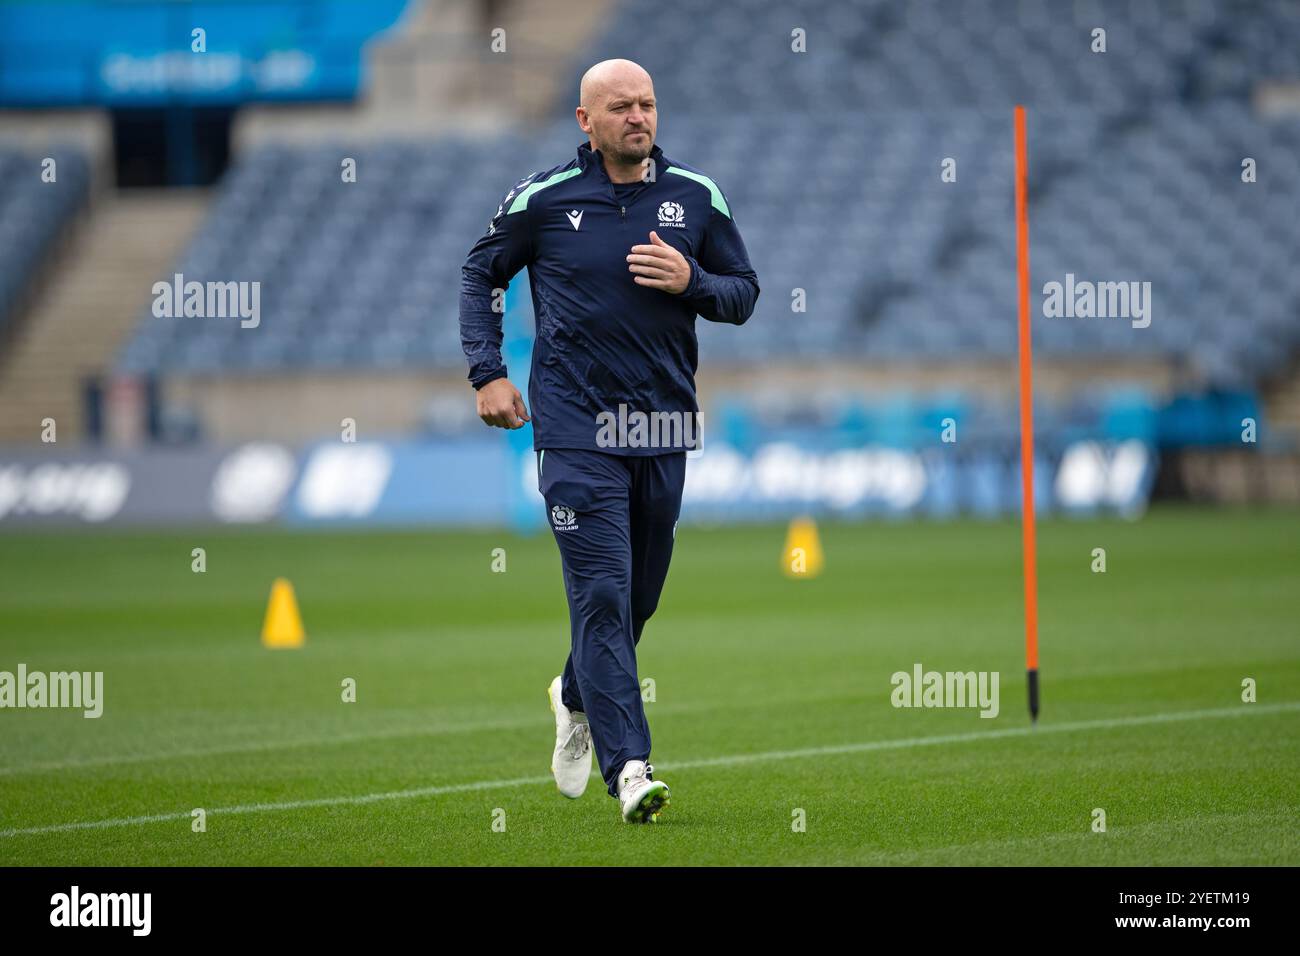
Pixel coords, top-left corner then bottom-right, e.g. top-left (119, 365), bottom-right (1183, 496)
top-left (0, 191), bottom-right (208, 445)
top-left (236, 0), bottom-right (614, 144)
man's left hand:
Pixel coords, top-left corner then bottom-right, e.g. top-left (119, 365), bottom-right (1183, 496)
top-left (627, 231), bottom-right (691, 294)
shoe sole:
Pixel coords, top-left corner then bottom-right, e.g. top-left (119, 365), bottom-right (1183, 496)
top-left (547, 679), bottom-right (588, 799)
top-left (623, 781), bottom-right (671, 824)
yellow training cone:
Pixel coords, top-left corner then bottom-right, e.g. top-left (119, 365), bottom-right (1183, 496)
top-left (261, 577), bottom-right (305, 648)
top-left (782, 515), bottom-right (824, 579)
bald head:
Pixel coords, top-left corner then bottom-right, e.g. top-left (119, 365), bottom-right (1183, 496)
top-left (579, 58), bottom-right (653, 109)
top-left (576, 59), bottom-right (657, 179)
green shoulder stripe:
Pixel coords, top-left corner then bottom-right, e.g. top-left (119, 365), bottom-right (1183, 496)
top-left (665, 167), bottom-right (730, 218)
top-left (507, 167), bottom-right (582, 214)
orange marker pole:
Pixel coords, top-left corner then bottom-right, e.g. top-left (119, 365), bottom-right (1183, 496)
top-left (1014, 105), bottom-right (1040, 723)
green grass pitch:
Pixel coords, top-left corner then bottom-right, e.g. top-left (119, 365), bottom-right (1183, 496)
top-left (0, 506), bottom-right (1296, 866)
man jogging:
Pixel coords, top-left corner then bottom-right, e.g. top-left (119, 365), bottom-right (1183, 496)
top-left (459, 58), bottom-right (759, 823)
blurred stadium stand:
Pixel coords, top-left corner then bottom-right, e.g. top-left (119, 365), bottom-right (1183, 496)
top-left (0, 148), bottom-right (90, 343)
top-left (1, 0), bottom-right (1298, 480)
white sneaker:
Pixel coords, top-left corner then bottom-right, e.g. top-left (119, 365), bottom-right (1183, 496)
top-left (617, 759), bottom-right (670, 823)
top-left (547, 676), bottom-right (592, 798)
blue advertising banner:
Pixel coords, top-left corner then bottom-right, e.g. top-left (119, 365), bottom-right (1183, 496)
top-left (0, 438), bottom-right (1157, 529)
top-left (0, 0), bottom-right (410, 106)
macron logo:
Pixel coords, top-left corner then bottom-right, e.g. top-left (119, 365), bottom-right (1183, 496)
top-left (566, 209), bottom-right (583, 231)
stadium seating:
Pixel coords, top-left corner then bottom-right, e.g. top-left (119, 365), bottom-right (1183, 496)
top-left (116, 0), bottom-right (1300, 389)
top-left (0, 147), bottom-right (90, 340)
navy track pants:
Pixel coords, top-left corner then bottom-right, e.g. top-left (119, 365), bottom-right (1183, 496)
top-left (537, 447), bottom-right (686, 797)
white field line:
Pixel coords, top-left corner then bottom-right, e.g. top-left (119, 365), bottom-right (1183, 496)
top-left (5, 697), bottom-right (1294, 842)
top-left (0, 659), bottom-right (1248, 778)
top-left (1, 701), bottom-right (1294, 839)
top-left (0, 693), bottom-right (829, 777)
top-left (0, 715), bottom-right (546, 777)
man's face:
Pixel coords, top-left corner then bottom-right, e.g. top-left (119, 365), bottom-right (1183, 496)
top-left (581, 77), bottom-right (657, 166)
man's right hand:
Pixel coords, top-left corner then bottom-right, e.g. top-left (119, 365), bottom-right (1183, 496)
top-left (476, 377), bottom-right (531, 429)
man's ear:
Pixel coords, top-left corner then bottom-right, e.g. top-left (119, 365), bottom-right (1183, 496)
top-left (575, 106), bottom-right (590, 133)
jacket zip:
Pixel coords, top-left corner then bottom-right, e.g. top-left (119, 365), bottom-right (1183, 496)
top-left (592, 150), bottom-right (644, 225)
top-left (599, 179), bottom-right (627, 225)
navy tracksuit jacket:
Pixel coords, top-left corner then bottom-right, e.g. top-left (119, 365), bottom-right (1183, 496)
top-left (460, 140), bottom-right (760, 795)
